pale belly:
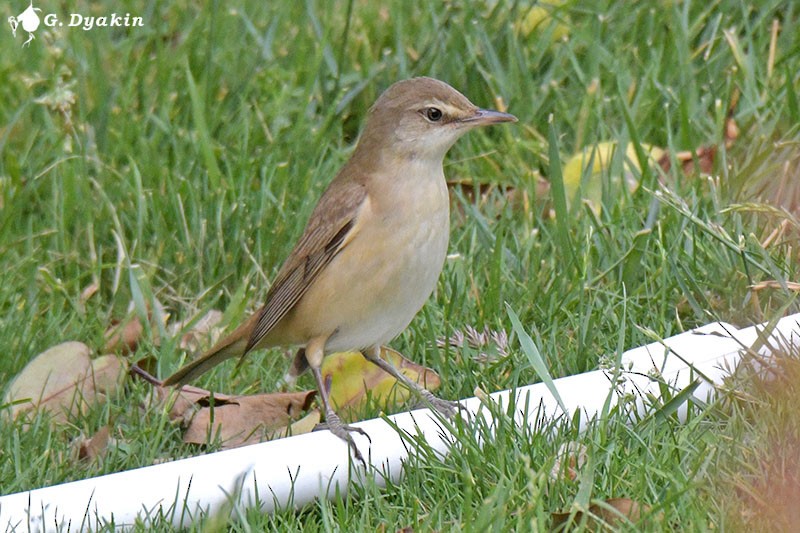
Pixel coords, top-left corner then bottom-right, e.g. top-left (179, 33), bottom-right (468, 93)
top-left (284, 172), bottom-right (450, 353)
top-left (323, 214), bottom-right (449, 351)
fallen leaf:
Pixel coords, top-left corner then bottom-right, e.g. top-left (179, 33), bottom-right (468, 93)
top-left (658, 145), bottom-right (717, 176)
top-left (3, 342), bottom-right (127, 423)
top-left (76, 425), bottom-right (112, 461)
top-left (515, 0), bottom-right (569, 42)
top-left (103, 315), bottom-right (144, 355)
top-left (133, 363), bottom-right (320, 449)
top-left (140, 380), bottom-right (235, 422)
top-left (182, 390), bottom-right (317, 449)
top-left (271, 409), bottom-right (321, 439)
top-left (3, 342), bottom-right (91, 420)
top-left (79, 281), bottom-right (99, 304)
top-left (86, 354), bottom-right (128, 398)
top-left (550, 441), bottom-right (588, 481)
top-left (322, 347), bottom-right (441, 422)
top-left (657, 116), bottom-right (738, 178)
top-left (751, 280), bottom-right (800, 292)
top-left (562, 141), bottom-right (665, 213)
top-left (168, 309), bottom-right (224, 352)
top-left (132, 356), bottom-right (159, 378)
top-left (551, 498), bottom-right (654, 530)
top-left (172, 386), bottom-right (235, 422)
top-left (595, 498), bottom-right (650, 523)
top-left (103, 300), bottom-right (168, 355)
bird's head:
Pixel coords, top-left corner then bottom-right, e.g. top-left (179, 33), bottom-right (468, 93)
top-left (356, 77), bottom-right (517, 163)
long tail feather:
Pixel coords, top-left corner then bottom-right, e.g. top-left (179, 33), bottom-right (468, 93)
top-left (162, 312), bottom-right (259, 386)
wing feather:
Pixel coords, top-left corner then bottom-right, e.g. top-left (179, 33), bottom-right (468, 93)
top-left (244, 178), bottom-right (367, 352)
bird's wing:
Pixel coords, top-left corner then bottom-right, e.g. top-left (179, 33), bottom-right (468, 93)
top-left (245, 177), bottom-right (368, 352)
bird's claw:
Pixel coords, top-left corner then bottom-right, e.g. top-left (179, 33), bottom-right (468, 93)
top-left (316, 410), bottom-right (370, 467)
top-left (416, 390), bottom-right (465, 419)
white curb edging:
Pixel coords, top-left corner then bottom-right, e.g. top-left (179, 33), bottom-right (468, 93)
top-left (2, 314), bottom-right (798, 531)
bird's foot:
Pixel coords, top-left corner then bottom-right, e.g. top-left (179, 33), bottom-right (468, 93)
top-left (315, 410), bottom-right (371, 466)
top-left (415, 389), bottom-right (465, 419)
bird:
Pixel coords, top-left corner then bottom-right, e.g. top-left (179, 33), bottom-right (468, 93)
top-left (163, 77), bottom-right (516, 462)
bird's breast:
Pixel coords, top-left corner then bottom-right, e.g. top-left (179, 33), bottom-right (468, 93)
top-left (290, 162), bottom-right (451, 352)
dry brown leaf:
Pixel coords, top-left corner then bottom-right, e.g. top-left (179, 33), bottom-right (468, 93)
top-left (170, 386), bottom-right (235, 421)
top-left (132, 356), bottom-right (159, 378)
top-left (86, 354), bottom-right (127, 397)
top-left (135, 366), bottom-right (320, 449)
top-left (594, 498), bottom-right (650, 523)
top-left (77, 425), bottom-right (112, 461)
top-left (182, 390), bottom-right (317, 449)
top-left (551, 498), bottom-right (654, 530)
top-left (322, 347), bottom-right (441, 422)
top-left (103, 299), bottom-right (169, 355)
top-left (140, 380), bottom-right (235, 422)
top-left (129, 362), bottom-right (233, 421)
top-left (3, 342), bottom-right (127, 423)
top-left (103, 316), bottom-right (144, 355)
top-left (447, 180), bottom-right (527, 224)
top-left (377, 525), bottom-right (429, 533)
top-left (550, 441), bottom-right (588, 481)
top-left (168, 309), bottom-right (224, 352)
top-left (750, 280), bottom-right (800, 292)
top-left (79, 281), bottom-right (99, 304)
top-left (660, 145), bottom-right (718, 176)
top-left (3, 341), bottom-right (91, 421)
top-left (657, 117), bottom-right (738, 178)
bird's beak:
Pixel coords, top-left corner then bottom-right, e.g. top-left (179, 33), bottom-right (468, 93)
top-left (459, 108), bottom-right (518, 126)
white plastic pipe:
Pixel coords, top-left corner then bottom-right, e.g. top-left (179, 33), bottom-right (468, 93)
top-left (2, 314), bottom-right (799, 531)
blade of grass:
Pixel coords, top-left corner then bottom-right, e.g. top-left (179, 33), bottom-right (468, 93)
top-left (506, 303), bottom-right (566, 414)
top-left (547, 116), bottom-right (576, 270)
top-left (185, 61), bottom-right (223, 191)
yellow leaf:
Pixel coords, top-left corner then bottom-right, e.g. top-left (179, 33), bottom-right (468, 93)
top-left (272, 409), bottom-right (321, 440)
top-left (562, 141), bottom-right (665, 213)
top-left (322, 347), bottom-right (441, 422)
top-left (516, 1), bottom-right (569, 42)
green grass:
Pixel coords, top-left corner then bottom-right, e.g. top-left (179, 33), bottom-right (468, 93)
top-left (2, 0), bottom-right (800, 530)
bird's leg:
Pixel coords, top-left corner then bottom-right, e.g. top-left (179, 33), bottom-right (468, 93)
top-left (362, 345), bottom-right (463, 418)
top-left (306, 337), bottom-right (370, 466)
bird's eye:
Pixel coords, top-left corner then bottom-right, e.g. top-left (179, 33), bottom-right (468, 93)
top-left (424, 107), bottom-right (443, 122)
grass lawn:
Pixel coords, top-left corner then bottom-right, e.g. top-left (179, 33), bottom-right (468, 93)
top-left (2, 0), bottom-right (799, 530)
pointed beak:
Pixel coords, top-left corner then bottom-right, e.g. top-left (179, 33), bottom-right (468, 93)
top-left (459, 108), bottom-right (518, 126)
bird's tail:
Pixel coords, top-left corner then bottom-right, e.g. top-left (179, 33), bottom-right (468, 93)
top-left (162, 312), bottom-right (259, 386)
